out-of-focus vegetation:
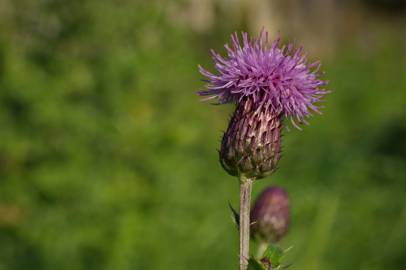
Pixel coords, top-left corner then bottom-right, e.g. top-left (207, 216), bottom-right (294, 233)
top-left (0, 1), bottom-right (405, 270)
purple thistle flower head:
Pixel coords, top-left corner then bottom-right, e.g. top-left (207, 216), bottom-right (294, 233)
top-left (250, 186), bottom-right (290, 243)
top-left (199, 30), bottom-right (328, 128)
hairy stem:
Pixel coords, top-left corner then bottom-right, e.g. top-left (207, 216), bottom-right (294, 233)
top-left (239, 176), bottom-right (253, 270)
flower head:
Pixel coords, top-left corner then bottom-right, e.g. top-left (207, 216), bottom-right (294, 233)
top-left (199, 30), bottom-right (328, 128)
top-left (250, 186), bottom-right (290, 243)
top-left (220, 97), bottom-right (281, 178)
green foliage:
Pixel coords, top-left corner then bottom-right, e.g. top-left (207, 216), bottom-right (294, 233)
top-left (248, 258), bottom-right (266, 270)
top-left (262, 245), bottom-right (284, 268)
top-left (0, 1), bottom-right (406, 270)
top-left (249, 244), bottom-right (289, 270)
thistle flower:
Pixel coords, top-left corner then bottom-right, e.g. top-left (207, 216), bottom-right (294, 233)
top-left (199, 30), bottom-right (327, 126)
top-left (199, 30), bottom-right (328, 178)
top-left (250, 186), bottom-right (290, 243)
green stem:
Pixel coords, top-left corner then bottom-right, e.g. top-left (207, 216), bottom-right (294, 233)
top-left (239, 175), bottom-right (254, 270)
top-left (256, 241), bottom-right (268, 259)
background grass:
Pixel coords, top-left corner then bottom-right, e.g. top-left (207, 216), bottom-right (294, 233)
top-left (0, 1), bottom-right (405, 270)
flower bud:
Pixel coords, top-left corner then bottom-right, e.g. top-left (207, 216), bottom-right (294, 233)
top-left (220, 97), bottom-right (281, 179)
top-left (250, 186), bottom-right (290, 243)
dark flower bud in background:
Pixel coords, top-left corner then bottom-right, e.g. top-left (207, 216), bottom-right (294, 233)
top-left (199, 31), bottom-right (328, 179)
top-left (250, 186), bottom-right (290, 243)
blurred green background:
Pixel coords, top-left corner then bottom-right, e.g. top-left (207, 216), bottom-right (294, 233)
top-left (0, 0), bottom-right (405, 269)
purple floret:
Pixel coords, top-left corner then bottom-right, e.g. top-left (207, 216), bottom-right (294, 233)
top-left (199, 30), bottom-right (328, 129)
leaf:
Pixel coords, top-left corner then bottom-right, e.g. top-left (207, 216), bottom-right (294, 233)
top-left (248, 258), bottom-right (266, 270)
top-left (228, 201), bottom-right (240, 228)
top-left (262, 244), bottom-right (284, 268)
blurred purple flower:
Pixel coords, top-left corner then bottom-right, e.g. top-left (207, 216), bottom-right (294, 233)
top-left (199, 30), bottom-right (328, 128)
top-left (251, 186), bottom-right (290, 243)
